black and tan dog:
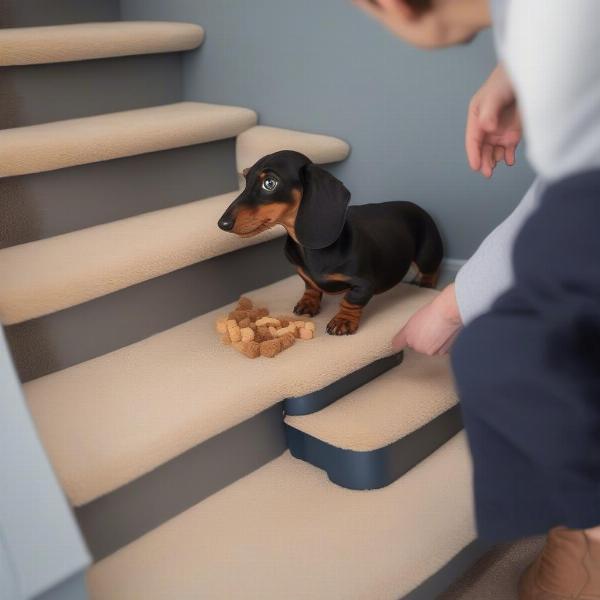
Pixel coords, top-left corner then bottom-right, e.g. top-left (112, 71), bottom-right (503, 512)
top-left (218, 151), bottom-right (443, 335)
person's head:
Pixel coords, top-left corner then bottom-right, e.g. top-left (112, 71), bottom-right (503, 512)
top-left (353, 0), bottom-right (491, 49)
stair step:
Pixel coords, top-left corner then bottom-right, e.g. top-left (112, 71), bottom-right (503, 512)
top-left (25, 276), bottom-right (436, 507)
top-left (285, 351), bottom-right (463, 489)
top-left (0, 21), bottom-right (204, 67)
top-left (236, 125), bottom-right (350, 177)
top-left (88, 434), bottom-right (475, 600)
top-left (0, 191), bottom-right (284, 325)
top-left (0, 102), bottom-right (257, 177)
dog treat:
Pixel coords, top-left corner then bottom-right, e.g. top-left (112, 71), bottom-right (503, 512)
top-left (299, 328), bottom-right (314, 340)
top-left (229, 309), bottom-right (249, 322)
top-left (275, 323), bottom-right (297, 337)
top-left (280, 332), bottom-right (296, 350)
top-left (227, 319), bottom-right (241, 343)
top-left (255, 316), bottom-right (281, 328)
top-left (256, 326), bottom-right (271, 341)
top-left (260, 338), bottom-right (284, 358)
top-left (238, 296), bottom-right (253, 310)
top-left (247, 308), bottom-right (269, 320)
top-left (240, 327), bottom-right (255, 343)
top-left (239, 340), bottom-right (261, 359)
top-left (217, 296), bottom-right (316, 358)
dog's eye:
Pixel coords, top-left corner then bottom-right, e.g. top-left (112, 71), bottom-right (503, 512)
top-left (262, 177), bottom-right (278, 192)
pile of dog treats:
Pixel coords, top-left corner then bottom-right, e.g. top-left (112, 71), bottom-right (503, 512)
top-left (215, 296), bottom-right (316, 359)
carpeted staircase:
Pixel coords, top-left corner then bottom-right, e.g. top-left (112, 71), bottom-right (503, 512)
top-left (0, 9), bottom-right (480, 600)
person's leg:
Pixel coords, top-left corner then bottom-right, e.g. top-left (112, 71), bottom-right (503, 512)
top-left (451, 171), bottom-right (600, 597)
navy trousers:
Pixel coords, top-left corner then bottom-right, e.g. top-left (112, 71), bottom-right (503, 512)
top-left (452, 170), bottom-right (600, 541)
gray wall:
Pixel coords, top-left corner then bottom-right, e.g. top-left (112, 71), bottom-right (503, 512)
top-left (0, 328), bottom-right (89, 600)
top-left (121, 0), bottom-right (534, 261)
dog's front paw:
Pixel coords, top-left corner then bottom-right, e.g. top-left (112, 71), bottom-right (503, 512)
top-left (293, 298), bottom-right (321, 317)
top-left (293, 291), bottom-right (322, 317)
top-left (326, 314), bottom-right (359, 336)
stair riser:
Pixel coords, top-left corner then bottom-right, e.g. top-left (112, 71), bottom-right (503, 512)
top-left (286, 405), bottom-right (463, 490)
top-left (284, 352), bottom-right (404, 415)
top-left (0, 141), bottom-right (238, 249)
top-left (76, 403), bottom-right (287, 561)
top-left (0, 54), bottom-right (183, 129)
top-left (7, 239), bottom-right (293, 382)
top-left (0, 0), bottom-right (119, 28)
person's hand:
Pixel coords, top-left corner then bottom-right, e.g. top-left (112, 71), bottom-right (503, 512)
top-left (466, 64), bottom-right (522, 178)
top-left (392, 283), bottom-right (462, 355)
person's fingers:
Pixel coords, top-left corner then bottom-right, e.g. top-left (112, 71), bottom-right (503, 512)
top-left (505, 143), bottom-right (516, 166)
top-left (391, 326), bottom-right (408, 351)
top-left (437, 329), bottom-right (461, 355)
top-left (493, 145), bottom-right (505, 166)
top-left (375, 0), bottom-right (401, 11)
top-left (480, 143), bottom-right (494, 178)
top-left (465, 103), bottom-right (484, 171)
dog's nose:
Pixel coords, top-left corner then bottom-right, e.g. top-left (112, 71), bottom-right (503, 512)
top-left (218, 215), bottom-right (235, 231)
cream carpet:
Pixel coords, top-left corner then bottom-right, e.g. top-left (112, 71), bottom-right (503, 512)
top-left (88, 434), bottom-right (475, 600)
top-left (0, 21), bottom-right (204, 67)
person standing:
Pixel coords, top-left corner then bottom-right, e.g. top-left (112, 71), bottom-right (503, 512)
top-left (353, 0), bottom-right (600, 597)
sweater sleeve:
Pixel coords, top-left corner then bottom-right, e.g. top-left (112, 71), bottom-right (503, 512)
top-left (503, 0), bottom-right (600, 181)
top-left (454, 177), bottom-right (542, 325)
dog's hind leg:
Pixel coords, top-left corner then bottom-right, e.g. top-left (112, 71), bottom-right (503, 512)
top-left (418, 268), bottom-right (441, 289)
top-left (414, 207), bottom-right (444, 288)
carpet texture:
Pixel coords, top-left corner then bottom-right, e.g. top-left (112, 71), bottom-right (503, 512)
top-left (441, 536), bottom-right (545, 600)
top-left (0, 102), bottom-right (257, 177)
top-left (0, 122), bottom-right (350, 325)
top-left (0, 192), bottom-right (283, 325)
top-left (25, 277), bottom-right (436, 506)
top-left (0, 21), bottom-right (204, 67)
top-left (285, 350), bottom-right (457, 451)
top-left (236, 125), bottom-right (350, 182)
top-left (88, 435), bottom-right (475, 600)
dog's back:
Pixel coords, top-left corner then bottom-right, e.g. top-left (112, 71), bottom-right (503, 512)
top-left (347, 201), bottom-right (443, 289)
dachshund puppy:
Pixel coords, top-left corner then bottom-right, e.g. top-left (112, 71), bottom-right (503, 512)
top-left (218, 151), bottom-right (443, 335)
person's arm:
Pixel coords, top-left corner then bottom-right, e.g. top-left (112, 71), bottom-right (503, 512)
top-left (392, 178), bottom-right (541, 353)
top-left (455, 177), bottom-right (542, 325)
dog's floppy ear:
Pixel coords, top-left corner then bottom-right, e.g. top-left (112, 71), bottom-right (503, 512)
top-left (295, 164), bottom-right (351, 249)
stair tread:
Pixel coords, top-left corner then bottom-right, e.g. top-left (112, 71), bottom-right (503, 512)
top-left (25, 277), bottom-right (437, 506)
top-left (0, 101), bottom-right (257, 177)
top-left (285, 350), bottom-right (458, 451)
top-left (0, 21), bottom-right (204, 67)
top-left (236, 125), bottom-right (350, 175)
top-left (0, 191), bottom-right (284, 325)
top-left (88, 435), bottom-right (475, 600)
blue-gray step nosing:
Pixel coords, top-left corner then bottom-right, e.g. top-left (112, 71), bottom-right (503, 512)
top-left (284, 352), bottom-right (404, 416)
top-left (286, 404), bottom-right (463, 490)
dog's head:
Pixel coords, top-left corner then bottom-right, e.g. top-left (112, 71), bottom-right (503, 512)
top-left (217, 150), bottom-right (351, 249)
